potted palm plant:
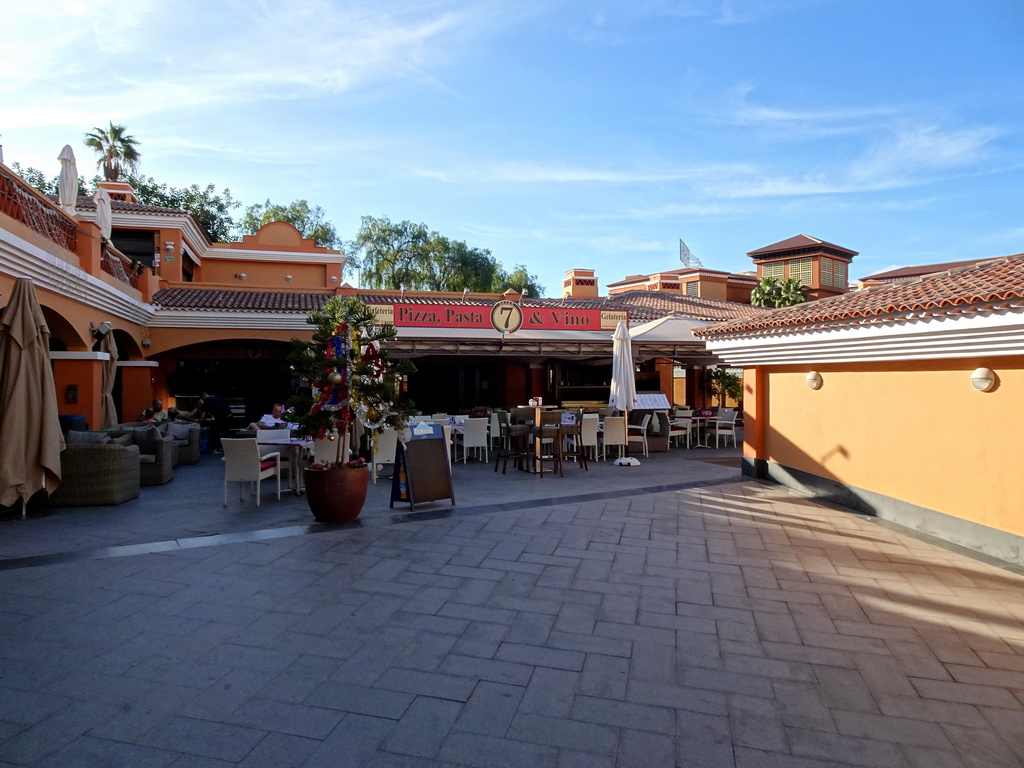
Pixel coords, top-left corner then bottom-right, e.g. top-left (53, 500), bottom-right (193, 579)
top-left (287, 297), bottom-right (415, 522)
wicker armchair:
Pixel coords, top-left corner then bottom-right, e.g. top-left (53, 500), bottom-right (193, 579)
top-left (104, 428), bottom-right (175, 485)
top-left (48, 443), bottom-right (141, 507)
top-left (160, 421), bottom-right (201, 465)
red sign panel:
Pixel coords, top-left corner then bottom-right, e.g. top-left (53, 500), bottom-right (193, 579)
top-left (385, 303), bottom-right (627, 331)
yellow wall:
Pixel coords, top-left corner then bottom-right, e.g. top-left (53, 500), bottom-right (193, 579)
top-left (764, 356), bottom-right (1023, 535)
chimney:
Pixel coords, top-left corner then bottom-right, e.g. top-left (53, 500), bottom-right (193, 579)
top-left (562, 268), bottom-right (599, 299)
top-left (96, 180), bottom-right (140, 204)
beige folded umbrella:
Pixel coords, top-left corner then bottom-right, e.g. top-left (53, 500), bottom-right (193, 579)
top-left (0, 278), bottom-right (65, 512)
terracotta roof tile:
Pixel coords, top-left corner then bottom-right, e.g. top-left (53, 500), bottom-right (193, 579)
top-left (748, 234), bottom-right (857, 257)
top-left (859, 258), bottom-right (989, 282)
top-left (151, 287), bottom-right (757, 323)
top-left (54, 194), bottom-right (188, 216)
top-left (696, 253), bottom-right (1024, 339)
top-left (606, 290), bottom-right (763, 322)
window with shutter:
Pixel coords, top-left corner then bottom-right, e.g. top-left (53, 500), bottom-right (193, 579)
top-left (685, 281), bottom-right (698, 296)
top-left (820, 258), bottom-right (833, 287)
top-left (789, 258), bottom-right (812, 285)
top-left (833, 260), bottom-right (847, 288)
top-left (762, 261), bottom-right (784, 279)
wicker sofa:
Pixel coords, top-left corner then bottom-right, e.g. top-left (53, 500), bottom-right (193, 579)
top-left (115, 421), bottom-right (201, 466)
top-left (48, 440), bottom-right (141, 507)
top-left (103, 426), bottom-right (175, 485)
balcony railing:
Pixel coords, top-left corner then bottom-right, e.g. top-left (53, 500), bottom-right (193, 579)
top-left (100, 243), bottom-right (140, 288)
top-left (0, 164), bottom-right (78, 252)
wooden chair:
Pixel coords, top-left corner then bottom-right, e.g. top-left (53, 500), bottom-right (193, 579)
top-left (221, 438), bottom-right (281, 507)
top-left (559, 423), bottom-right (588, 471)
top-left (494, 421), bottom-right (530, 474)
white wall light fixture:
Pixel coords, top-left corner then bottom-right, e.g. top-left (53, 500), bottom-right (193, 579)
top-left (971, 367), bottom-right (996, 392)
top-left (285, 275), bottom-right (293, 282)
top-left (234, 273), bottom-right (247, 281)
top-left (805, 371), bottom-right (823, 390)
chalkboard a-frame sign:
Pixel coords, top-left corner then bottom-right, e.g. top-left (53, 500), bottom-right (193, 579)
top-left (389, 438), bottom-right (456, 510)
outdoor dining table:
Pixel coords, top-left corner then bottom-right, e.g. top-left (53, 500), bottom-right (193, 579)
top-left (257, 436), bottom-right (313, 494)
top-left (675, 414), bottom-right (716, 447)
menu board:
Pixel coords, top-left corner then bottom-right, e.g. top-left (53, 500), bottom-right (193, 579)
top-left (390, 438), bottom-right (455, 511)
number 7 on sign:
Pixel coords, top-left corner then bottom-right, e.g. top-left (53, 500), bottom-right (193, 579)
top-left (489, 301), bottom-right (523, 334)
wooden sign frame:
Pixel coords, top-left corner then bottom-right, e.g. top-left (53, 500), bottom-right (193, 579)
top-left (390, 438), bottom-right (456, 511)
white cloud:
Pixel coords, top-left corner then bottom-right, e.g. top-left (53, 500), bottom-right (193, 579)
top-left (412, 160), bottom-right (753, 185)
top-left (0, 0), bottom-right (485, 129)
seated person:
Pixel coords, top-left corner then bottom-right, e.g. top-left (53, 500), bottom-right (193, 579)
top-left (248, 403), bottom-right (290, 431)
top-left (140, 398), bottom-right (169, 422)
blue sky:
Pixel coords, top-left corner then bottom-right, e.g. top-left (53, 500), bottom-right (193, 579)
top-left (3, 0), bottom-right (1022, 296)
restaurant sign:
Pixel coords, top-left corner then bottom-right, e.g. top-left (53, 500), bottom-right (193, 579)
top-left (367, 303), bottom-right (627, 333)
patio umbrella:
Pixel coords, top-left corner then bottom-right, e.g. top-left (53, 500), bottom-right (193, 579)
top-left (57, 145), bottom-right (78, 216)
top-left (94, 187), bottom-right (113, 240)
top-left (0, 278), bottom-right (64, 513)
top-left (608, 320), bottom-right (639, 466)
top-left (99, 328), bottom-right (118, 429)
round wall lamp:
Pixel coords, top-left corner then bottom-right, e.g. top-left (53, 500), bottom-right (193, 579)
top-left (234, 273), bottom-right (247, 281)
top-left (285, 275), bottom-right (293, 282)
top-left (805, 371), bottom-right (823, 390)
top-left (971, 367), bottom-right (996, 392)
top-left (330, 275), bottom-right (338, 283)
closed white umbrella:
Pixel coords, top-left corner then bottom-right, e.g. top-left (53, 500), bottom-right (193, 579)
top-left (57, 145), bottom-right (78, 215)
top-left (608, 320), bottom-right (639, 466)
top-left (94, 187), bottom-right (113, 240)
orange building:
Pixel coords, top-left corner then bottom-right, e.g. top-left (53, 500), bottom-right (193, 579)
top-left (697, 254), bottom-right (1024, 566)
top-left (1, 164), bottom-right (759, 429)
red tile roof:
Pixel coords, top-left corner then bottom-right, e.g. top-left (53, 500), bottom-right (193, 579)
top-left (748, 234), bottom-right (857, 258)
top-left (859, 258), bottom-right (989, 282)
top-left (58, 195), bottom-right (188, 216)
top-left (152, 287), bottom-right (758, 323)
top-left (695, 253), bottom-right (1024, 339)
top-left (605, 290), bottom-right (763, 323)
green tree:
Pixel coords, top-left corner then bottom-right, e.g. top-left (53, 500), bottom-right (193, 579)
top-left (750, 276), bottom-right (807, 308)
top-left (240, 199), bottom-right (340, 248)
top-left (494, 264), bottom-right (545, 297)
top-left (10, 162), bottom-right (86, 198)
top-left (351, 216), bottom-right (430, 290)
top-left (352, 215), bottom-right (542, 295)
top-left (84, 122), bottom-right (141, 182)
top-left (124, 174), bottom-right (241, 242)
top-left (708, 367), bottom-right (743, 408)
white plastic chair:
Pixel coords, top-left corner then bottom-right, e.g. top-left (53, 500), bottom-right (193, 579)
top-left (455, 417), bottom-right (489, 463)
top-left (669, 417), bottom-right (692, 449)
top-left (257, 428), bottom-right (292, 485)
top-left (580, 414), bottom-right (599, 460)
top-left (488, 412), bottom-right (501, 448)
top-left (714, 410), bottom-right (739, 448)
top-left (600, 416), bottom-right (626, 461)
top-left (372, 428), bottom-right (399, 483)
top-left (221, 438), bottom-right (280, 507)
top-left (626, 414), bottom-right (651, 457)
top-left (312, 436), bottom-right (340, 465)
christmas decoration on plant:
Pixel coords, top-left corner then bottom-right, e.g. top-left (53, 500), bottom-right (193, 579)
top-left (286, 297), bottom-right (416, 468)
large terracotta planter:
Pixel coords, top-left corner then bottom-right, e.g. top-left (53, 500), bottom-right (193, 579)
top-left (303, 466), bottom-right (369, 523)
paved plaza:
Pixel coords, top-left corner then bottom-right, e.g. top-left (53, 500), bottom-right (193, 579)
top-left (2, 446), bottom-right (1024, 767)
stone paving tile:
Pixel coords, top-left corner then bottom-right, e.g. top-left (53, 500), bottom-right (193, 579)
top-left (8, 459), bottom-right (1024, 766)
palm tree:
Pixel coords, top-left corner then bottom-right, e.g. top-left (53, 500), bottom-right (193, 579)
top-left (84, 122), bottom-right (141, 182)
